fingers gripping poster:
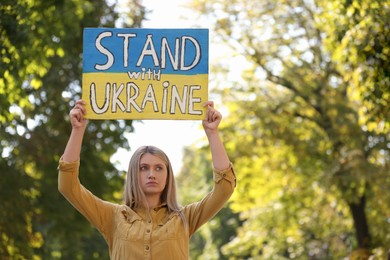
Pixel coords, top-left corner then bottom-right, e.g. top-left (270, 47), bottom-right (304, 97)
top-left (82, 28), bottom-right (209, 120)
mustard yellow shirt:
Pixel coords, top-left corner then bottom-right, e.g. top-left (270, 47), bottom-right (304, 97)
top-left (58, 159), bottom-right (236, 259)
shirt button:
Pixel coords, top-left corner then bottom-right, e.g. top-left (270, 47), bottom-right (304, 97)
top-left (147, 229), bottom-right (150, 233)
top-left (145, 245), bottom-right (150, 250)
top-left (148, 219), bottom-right (152, 223)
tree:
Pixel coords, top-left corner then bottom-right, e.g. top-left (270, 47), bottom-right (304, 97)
top-left (318, 0), bottom-right (389, 134)
top-left (0, 0), bottom-right (146, 258)
top-left (189, 0), bottom-right (389, 258)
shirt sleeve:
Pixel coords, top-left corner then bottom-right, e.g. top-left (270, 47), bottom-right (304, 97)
top-left (57, 158), bottom-right (117, 241)
top-left (183, 163), bottom-right (236, 235)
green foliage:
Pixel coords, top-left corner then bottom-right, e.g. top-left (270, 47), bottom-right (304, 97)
top-left (189, 0), bottom-right (389, 258)
top-left (0, 0), bottom-right (146, 258)
top-left (318, 0), bottom-right (390, 134)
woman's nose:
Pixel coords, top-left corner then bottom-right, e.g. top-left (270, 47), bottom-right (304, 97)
top-left (148, 171), bottom-right (156, 179)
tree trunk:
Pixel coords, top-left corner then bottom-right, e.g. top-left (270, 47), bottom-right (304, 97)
top-left (347, 194), bottom-right (371, 256)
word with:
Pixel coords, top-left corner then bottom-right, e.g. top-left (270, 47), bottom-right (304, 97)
top-left (127, 68), bottom-right (161, 81)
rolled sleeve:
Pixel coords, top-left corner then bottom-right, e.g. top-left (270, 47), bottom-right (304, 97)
top-left (57, 158), bottom-right (80, 196)
top-left (213, 162), bottom-right (236, 189)
top-left (57, 158), bottom-right (80, 172)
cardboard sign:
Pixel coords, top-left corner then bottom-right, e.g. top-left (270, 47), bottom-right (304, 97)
top-left (82, 28), bottom-right (209, 120)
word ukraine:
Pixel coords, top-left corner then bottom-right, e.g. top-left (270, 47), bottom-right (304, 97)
top-left (82, 28), bottom-right (209, 120)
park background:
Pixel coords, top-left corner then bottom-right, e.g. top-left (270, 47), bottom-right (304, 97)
top-left (1, 0), bottom-right (389, 259)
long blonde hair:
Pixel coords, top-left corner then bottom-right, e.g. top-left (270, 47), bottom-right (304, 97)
top-left (124, 146), bottom-right (181, 213)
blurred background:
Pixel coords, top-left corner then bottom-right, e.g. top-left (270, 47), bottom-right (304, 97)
top-left (1, 0), bottom-right (389, 259)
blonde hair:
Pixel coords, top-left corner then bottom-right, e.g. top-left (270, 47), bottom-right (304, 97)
top-left (124, 145), bottom-right (181, 213)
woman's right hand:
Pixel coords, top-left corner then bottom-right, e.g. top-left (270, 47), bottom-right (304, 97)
top-left (69, 100), bottom-right (87, 129)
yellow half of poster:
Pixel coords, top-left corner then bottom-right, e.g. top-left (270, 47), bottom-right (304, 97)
top-left (82, 72), bottom-right (208, 120)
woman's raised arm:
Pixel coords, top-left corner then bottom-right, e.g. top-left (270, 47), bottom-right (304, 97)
top-left (62, 100), bottom-right (88, 162)
top-left (202, 101), bottom-right (230, 171)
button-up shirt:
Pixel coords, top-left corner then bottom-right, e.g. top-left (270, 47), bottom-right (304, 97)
top-left (58, 159), bottom-right (236, 259)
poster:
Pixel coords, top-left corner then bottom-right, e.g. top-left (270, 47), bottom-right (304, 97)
top-left (82, 28), bottom-right (209, 120)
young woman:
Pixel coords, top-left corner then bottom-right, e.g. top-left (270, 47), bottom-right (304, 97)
top-left (58, 99), bottom-right (236, 259)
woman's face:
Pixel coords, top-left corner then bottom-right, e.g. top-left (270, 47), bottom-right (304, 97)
top-left (139, 153), bottom-right (168, 197)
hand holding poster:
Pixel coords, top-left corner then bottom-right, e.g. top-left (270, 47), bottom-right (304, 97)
top-left (82, 28), bottom-right (209, 120)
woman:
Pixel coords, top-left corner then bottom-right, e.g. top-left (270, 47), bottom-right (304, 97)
top-left (58, 99), bottom-right (236, 259)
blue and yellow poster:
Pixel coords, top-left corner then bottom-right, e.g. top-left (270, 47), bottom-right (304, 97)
top-left (82, 28), bottom-right (209, 120)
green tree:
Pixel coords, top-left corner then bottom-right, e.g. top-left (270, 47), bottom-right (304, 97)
top-left (318, 0), bottom-right (390, 134)
top-left (0, 0), bottom-right (146, 258)
top-left (189, 0), bottom-right (389, 258)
